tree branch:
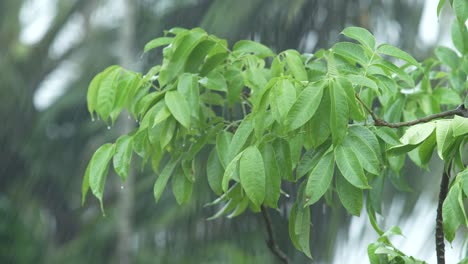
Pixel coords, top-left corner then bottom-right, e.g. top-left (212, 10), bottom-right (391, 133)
top-left (355, 94), bottom-right (468, 128)
top-left (260, 205), bottom-right (291, 264)
top-left (436, 163), bottom-right (451, 264)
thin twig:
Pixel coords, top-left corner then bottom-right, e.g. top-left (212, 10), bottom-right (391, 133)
top-left (436, 163), bottom-right (451, 264)
top-left (260, 205), bottom-right (291, 264)
top-left (355, 94), bottom-right (468, 128)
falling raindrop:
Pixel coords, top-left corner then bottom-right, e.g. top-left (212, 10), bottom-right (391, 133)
top-left (127, 115), bottom-right (131, 119)
top-left (121, 185), bottom-right (124, 190)
top-left (91, 117), bottom-right (95, 122)
top-left (107, 126), bottom-right (111, 130)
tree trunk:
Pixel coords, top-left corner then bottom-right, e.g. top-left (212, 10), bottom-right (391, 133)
top-left (116, 0), bottom-right (136, 263)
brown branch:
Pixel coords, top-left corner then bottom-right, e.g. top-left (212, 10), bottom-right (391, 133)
top-left (355, 94), bottom-right (468, 128)
top-left (436, 163), bottom-right (451, 264)
top-left (260, 205), bottom-right (291, 264)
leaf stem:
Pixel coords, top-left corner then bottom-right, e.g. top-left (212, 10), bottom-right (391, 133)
top-left (355, 94), bottom-right (468, 128)
top-left (260, 205), bottom-right (291, 264)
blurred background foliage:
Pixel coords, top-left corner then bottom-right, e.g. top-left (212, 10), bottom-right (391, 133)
top-left (0, 0), bottom-right (460, 263)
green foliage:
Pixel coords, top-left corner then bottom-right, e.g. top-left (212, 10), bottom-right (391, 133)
top-left (368, 226), bottom-right (427, 264)
top-left (82, 5), bottom-right (468, 261)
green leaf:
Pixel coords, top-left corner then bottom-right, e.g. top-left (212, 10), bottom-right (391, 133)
top-left (284, 82), bottom-right (324, 131)
top-left (89, 143), bottom-right (116, 213)
top-left (159, 117), bottom-right (176, 149)
top-left (388, 122), bottom-right (437, 157)
top-left (273, 138), bottom-right (293, 181)
top-left (435, 46), bottom-right (460, 69)
top-left (96, 67), bottom-right (122, 122)
top-left (460, 169), bottom-right (468, 196)
top-left (335, 144), bottom-right (370, 189)
top-left (453, 0), bottom-right (468, 24)
top-left (153, 157), bottom-right (179, 203)
top-left (400, 122), bottom-right (436, 145)
top-left (216, 131), bottom-right (233, 168)
top-left (207, 199), bottom-right (237, 220)
top-left (343, 126), bottom-right (381, 175)
top-left (227, 119), bottom-right (254, 162)
top-left (341, 27), bottom-right (376, 50)
top-left (239, 146), bottom-right (265, 208)
top-left (222, 151), bottom-right (243, 192)
top-left (270, 56), bottom-right (284, 77)
top-left (336, 172), bottom-right (363, 216)
top-left (165, 90), bottom-right (191, 128)
top-left (225, 68), bottom-right (244, 105)
top-left (417, 131), bottom-right (436, 166)
top-left (433, 88), bottom-right (462, 105)
top-left (332, 42), bottom-right (368, 66)
top-left (346, 74), bottom-right (379, 94)
top-left (184, 39), bottom-right (216, 73)
top-left (452, 115), bottom-right (468, 137)
top-left (284, 50), bottom-right (308, 81)
top-left (270, 79), bottom-right (297, 123)
top-left (133, 128), bottom-right (150, 158)
top-left (171, 167), bottom-right (193, 205)
top-left (374, 127), bottom-right (401, 146)
top-left (307, 89), bottom-right (331, 147)
top-left (177, 73), bottom-right (200, 119)
top-left (207, 148), bottom-right (224, 195)
top-left (254, 110), bottom-right (274, 140)
top-left (381, 226), bottom-right (403, 239)
top-left (443, 183), bottom-right (467, 242)
top-left (366, 196), bottom-right (384, 235)
top-left (387, 144), bottom-right (420, 156)
top-left (113, 135), bottom-right (133, 182)
top-left (227, 196), bottom-right (250, 218)
top-left (369, 176), bottom-right (385, 215)
top-left (159, 29), bottom-right (206, 84)
top-left (372, 59), bottom-right (414, 87)
top-left (87, 66), bottom-right (119, 118)
top-left (232, 40), bottom-right (275, 59)
top-left (437, 0), bottom-right (446, 17)
top-left (294, 205), bottom-right (312, 258)
top-left (200, 91), bottom-right (225, 105)
top-left (367, 243), bottom-right (380, 264)
top-left (144, 37), bottom-right (174, 53)
top-left (288, 203), bottom-right (301, 251)
top-left (338, 78), bottom-right (365, 121)
top-left (153, 105), bottom-right (171, 126)
top-left (329, 80), bottom-right (349, 146)
top-left (109, 72), bottom-right (135, 123)
top-left (200, 51), bottom-right (229, 76)
top-left (296, 142), bottom-right (331, 179)
top-left (199, 71), bottom-right (227, 91)
top-left (376, 44), bottom-right (420, 69)
top-left (304, 150), bottom-right (334, 206)
top-left (260, 143), bottom-right (281, 208)
top-left (451, 21), bottom-right (468, 54)
top-left (436, 120), bottom-right (454, 159)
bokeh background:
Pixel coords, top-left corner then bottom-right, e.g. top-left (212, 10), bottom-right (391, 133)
top-left (1, 0), bottom-right (465, 263)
